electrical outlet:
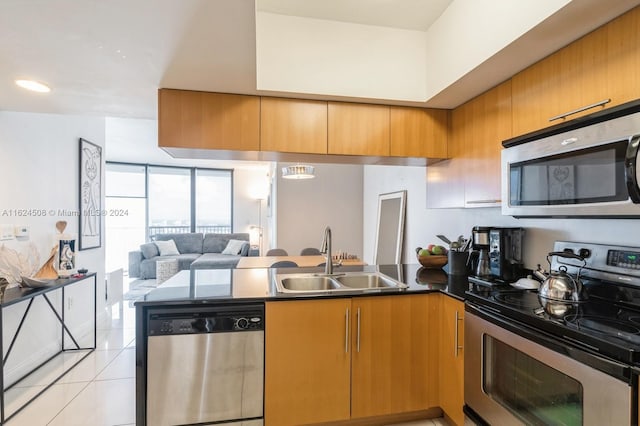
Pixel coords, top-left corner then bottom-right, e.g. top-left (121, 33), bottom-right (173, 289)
top-left (0, 225), bottom-right (14, 240)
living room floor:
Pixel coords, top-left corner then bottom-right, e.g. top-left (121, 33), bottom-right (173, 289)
top-left (6, 297), bottom-right (451, 426)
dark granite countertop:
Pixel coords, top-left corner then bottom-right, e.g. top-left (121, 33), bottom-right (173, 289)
top-left (135, 264), bottom-right (468, 307)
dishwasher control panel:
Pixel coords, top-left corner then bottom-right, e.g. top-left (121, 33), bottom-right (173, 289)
top-left (148, 305), bottom-right (264, 336)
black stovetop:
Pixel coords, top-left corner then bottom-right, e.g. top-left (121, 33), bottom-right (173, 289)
top-left (466, 277), bottom-right (640, 366)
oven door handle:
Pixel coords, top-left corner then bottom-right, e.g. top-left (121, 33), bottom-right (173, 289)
top-left (465, 302), bottom-right (633, 383)
top-left (625, 134), bottom-right (640, 203)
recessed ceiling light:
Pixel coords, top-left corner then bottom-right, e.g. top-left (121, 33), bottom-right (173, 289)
top-left (15, 79), bottom-right (51, 93)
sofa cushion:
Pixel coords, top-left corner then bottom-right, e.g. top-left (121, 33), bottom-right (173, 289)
top-left (222, 239), bottom-right (248, 255)
top-left (154, 233), bottom-right (203, 254)
top-left (191, 253), bottom-right (242, 270)
top-left (140, 242), bottom-right (159, 259)
top-left (203, 233), bottom-right (250, 254)
top-left (155, 240), bottom-right (180, 256)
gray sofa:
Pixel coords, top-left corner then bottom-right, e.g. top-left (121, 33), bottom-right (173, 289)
top-left (128, 232), bottom-right (250, 279)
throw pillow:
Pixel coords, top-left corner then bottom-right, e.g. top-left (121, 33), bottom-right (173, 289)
top-left (155, 239), bottom-right (180, 256)
top-left (140, 242), bottom-right (159, 259)
top-left (222, 239), bottom-right (247, 255)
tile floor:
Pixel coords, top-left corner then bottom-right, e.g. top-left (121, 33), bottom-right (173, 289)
top-left (6, 301), bottom-right (137, 426)
top-left (4, 295), bottom-right (452, 426)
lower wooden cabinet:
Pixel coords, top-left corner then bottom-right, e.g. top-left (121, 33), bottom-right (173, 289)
top-left (439, 294), bottom-right (465, 426)
top-left (265, 298), bottom-right (351, 425)
top-left (265, 294), bottom-right (436, 425)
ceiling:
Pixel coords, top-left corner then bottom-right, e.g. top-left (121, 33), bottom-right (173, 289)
top-left (1, 0), bottom-right (639, 121)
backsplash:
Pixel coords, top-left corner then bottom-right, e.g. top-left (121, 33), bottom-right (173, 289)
top-left (363, 165), bottom-right (640, 269)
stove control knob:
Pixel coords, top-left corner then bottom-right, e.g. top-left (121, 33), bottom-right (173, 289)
top-left (579, 248), bottom-right (591, 259)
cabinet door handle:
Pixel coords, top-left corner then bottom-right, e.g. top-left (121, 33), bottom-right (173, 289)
top-left (455, 310), bottom-right (464, 357)
top-left (356, 307), bottom-right (361, 353)
top-left (548, 99), bottom-right (611, 122)
top-left (345, 308), bottom-right (350, 353)
top-left (466, 199), bottom-right (501, 205)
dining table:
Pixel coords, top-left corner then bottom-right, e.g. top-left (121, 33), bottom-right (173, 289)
top-left (236, 255), bottom-right (366, 269)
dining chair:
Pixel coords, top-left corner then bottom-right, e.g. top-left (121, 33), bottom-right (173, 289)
top-left (300, 247), bottom-right (321, 256)
top-left (270, 260), bottom-right (298, 268)
top-left (266, 248), bottom-right (288, 256)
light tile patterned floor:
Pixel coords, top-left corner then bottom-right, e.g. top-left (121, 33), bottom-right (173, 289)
top-left (7, 302), bottom-right (137, 426)
top-left (4, 294), bottom-right (456, 425)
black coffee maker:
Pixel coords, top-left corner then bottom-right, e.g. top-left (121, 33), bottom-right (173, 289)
top-left (488, 227), bottom-right (525, 281)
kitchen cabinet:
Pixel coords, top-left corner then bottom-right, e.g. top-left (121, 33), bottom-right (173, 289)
top-left (158, 89), bottom-right (260, 151)
top-left (351, 294), bottom-right (437, 418)
top-left (260, 97), bottom-right (327, 154)
top-left (265, 294), bottom-right (435, 425)
top-left (328, 102), bottom-right (390, 156)
top-left (265, 298), bottom-right (351, 425)
top-left (389, 106), bottom-right (449, 159)
top-left (512, 7), bottom-right (640, 136)
top-left (426, 81), bottom-right (511, 208)
top-left (439, 294), bottom-right (465, 426)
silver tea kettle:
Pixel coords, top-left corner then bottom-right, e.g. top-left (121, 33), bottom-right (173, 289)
top-left (536, 251), bottom-right (588, 302)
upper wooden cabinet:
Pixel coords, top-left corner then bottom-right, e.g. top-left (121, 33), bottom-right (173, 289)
top-left (260, 97), bottom-right (327, 154)
top-left (158, 89), bottom-right (260, 151)
top-left (328, 102), bottom-right (390, 156)
top-left (427, 81), bottom-right (511, 208)
top-left (390, 107), bottom-right (449, 159)
top-left (512, 6), bottom-right (640, 136)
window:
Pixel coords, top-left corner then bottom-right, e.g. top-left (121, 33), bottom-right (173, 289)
top-left (105, 162), bottom-right (233, 272)
top-left (105, 163), bottom-right (146, 272)
top-left (148, 166), bottom-right (192, 237)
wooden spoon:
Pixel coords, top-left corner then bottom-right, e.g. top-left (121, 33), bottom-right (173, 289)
top-left (55, 221), bottom-right (67, 234)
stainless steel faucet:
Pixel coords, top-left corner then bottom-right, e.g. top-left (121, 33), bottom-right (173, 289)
top-left (320, 226), bottom-right (333, 275)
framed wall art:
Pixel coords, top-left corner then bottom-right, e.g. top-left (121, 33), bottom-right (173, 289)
top-left (79, 138), bottom-right (102, 250)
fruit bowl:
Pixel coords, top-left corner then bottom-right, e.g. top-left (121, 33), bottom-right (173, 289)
top-left (417, 254), bottom-right (448, 269)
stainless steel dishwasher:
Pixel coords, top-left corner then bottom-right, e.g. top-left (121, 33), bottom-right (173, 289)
top-left (146, 304), bottom-right (264, 426)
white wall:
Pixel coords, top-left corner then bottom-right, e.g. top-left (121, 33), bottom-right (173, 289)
top-left (363, 165), bottom-right (640, 269)
top-left (276, 163), bottom-right (363, 258)
top-left (0, 111), bottom-right (105, 384)
top-left (256, 12), bottom-right (427, 102)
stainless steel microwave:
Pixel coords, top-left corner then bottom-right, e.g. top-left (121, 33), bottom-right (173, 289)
top-left (501, 102), bottom-right (640, 218)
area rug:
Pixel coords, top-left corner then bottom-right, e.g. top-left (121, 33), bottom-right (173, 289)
top-left (124, 278), bottom-right (159, 301)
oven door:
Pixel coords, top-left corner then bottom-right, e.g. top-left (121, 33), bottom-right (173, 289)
top-left (465, 304), bottom-right (633, 425)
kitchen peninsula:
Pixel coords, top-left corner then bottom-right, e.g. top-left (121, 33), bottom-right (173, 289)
top-left (135, 265), bottom-right (467, 426)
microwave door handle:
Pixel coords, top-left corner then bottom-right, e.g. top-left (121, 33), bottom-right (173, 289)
top-left (625, 134), bottom-right (640, 203)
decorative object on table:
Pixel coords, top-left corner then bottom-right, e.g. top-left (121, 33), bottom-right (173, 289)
top-left (79, 138), bottom-right (102, 250)
top-left (57, 239), bottom-right (76, 277)
top-left (34, 246), bottom-right (58, 280)
top-left (53, 220), bottom-right (76, 277)
top-left (416, 246), bottom-right (448, 269)
top-left (0, 243), bottom-right (40, 285)
top-left (374, 190), bottom-right (406, 264)
top-left (20, 276), bottom-right (53, 288)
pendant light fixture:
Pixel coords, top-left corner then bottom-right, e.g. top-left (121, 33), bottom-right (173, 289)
top-left (281, 164), bottom-right (315, 180)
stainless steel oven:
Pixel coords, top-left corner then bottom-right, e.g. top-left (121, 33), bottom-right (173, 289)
top-left (465, 306), bottom-right (634, 425)
top-left (501, 100), bottom-right (640, 218)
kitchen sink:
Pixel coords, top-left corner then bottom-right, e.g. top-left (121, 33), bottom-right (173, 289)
top-left (274, 272), bottom-right (408, 294)
top-left (334, 273), bottom-right (398, 289)
top-left (280, 276), bottom-right (341, 291)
